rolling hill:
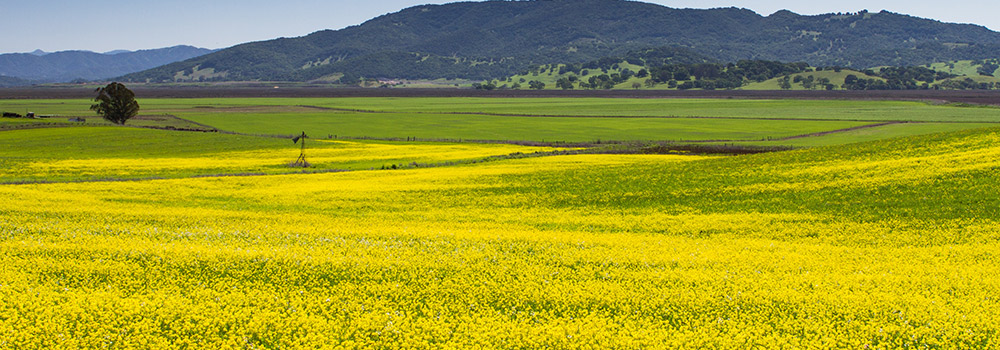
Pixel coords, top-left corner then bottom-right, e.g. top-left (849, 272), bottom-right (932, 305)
top-left (0, 45), bottom-right (215, 83)
top-left (122, 0), bottom-right (1000, 83)
top-left (125, 0), bottom-right (1000, 82)
top-left (495, 57), bottom-right (1000, 91)
top-left (0, 75), bottom-right (32, 88)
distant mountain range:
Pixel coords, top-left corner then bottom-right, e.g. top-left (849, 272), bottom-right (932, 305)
top-left (120, 0), bottom-right (1000, 83)
top-left (0, 45), bottom-right (215, 83)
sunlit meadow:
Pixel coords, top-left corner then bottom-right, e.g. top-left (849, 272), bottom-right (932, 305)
top-left (2, 120), bottom-right (999, 347)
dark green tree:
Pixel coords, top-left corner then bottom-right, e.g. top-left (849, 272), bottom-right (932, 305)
top-left (555, 78), bottom-right (574, 90)
top-left (91, 82), bottom-right (139, 125)
top-left (778, 76), bottom-right (792, 90)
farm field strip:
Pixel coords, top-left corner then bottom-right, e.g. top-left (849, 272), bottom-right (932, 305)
top-left (6, 97), bottom-right (1000, 148)
top-left (2, 126), bottom-right (1000, 347)
top-left (0, 127), bottom-right (567, 184)
top-left (178, 110), bottom-right (878, 143)
top-left (714, 122), bottom-right (1000, 148)
top-left (296, 97), bottom-right (1000, 122)
top-left (203, 102), bottom-right (994, 124)
top-left (164, 98), bottom-right (1000, 145)
top-left (12, 97), bottom-right (997, 123)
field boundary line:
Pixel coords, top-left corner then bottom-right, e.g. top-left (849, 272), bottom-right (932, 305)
top-left (676, 122), bottom-right (906, 143)
top-left (0, 123), bottom-right (79, 132)
top-left (0, 169), bottom-right (352, 186)
top-left (295, 105), bottom-right (1000, 123)
top-left (774, 122), bottom-right (904, 141)
top-left (156, 114), bottom-right (220, 132)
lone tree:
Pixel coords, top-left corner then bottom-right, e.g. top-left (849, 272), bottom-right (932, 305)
top-left (91, 82), bottom-right (139, 125)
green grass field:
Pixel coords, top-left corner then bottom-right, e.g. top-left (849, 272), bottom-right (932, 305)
top-left (14, 97), bottom-right (1000, 122)
top-left (5, 97), bottom-right (1000, 148)
top-left (302, 97), bottom-right (1000, 122)
top-left (717, 122), bottom-right (1000, 147)
top-left (178, 111), bottom-right (875, 142)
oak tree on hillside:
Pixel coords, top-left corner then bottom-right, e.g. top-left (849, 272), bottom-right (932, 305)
top-left (91, 82), bottom-right (139, 125)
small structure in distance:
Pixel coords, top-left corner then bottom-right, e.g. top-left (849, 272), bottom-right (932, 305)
top-left (290, 132), bottom-right (311, 168)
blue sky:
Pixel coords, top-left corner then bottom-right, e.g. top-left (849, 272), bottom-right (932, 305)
top-left (3, 0), bottom-right (998, 53)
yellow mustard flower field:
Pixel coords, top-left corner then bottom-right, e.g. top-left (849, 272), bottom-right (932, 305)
top-left (2, 118), bottom-right (1000, 348)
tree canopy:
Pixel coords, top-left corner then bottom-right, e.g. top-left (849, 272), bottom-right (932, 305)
top-left (91, 82), bottom-right (139, 125)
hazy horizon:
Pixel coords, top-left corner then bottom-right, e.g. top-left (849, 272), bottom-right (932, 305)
top-left (3, 0), bottom-right (999, 54)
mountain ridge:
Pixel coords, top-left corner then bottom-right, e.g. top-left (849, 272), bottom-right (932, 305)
top-left (122, 0), bottom-right (1000, 83)
top-left (0, 45), bottom-right (216, 83)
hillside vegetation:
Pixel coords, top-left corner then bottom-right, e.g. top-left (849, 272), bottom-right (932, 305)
top-left (0, 75), bottom-right (32, 87)
top-left (121, 0), bottom-right (1000, 83)
top-left (494, 56), bottom-right (1000, 91)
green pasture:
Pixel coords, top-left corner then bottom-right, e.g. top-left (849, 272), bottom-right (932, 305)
top-left (4, 97), bottom-right (1000, 148)
top-left (0, 100), bottom-right (89, 116)
top-left (0, 127), bottom-right (286, 158)
top-left (0, 117), bottom-right (65, 129)
top-left (178, 110), bottom-right (872, 142)
top-left (0, 127), bottom-right (283, 183)
top-left (716, 122), bottom-right (1000, 148)
top-left (302, 98), bottom-right (1000, 122)
top-left (0, 118), bottom-right (49, 125)
top-left (165, 97), bottom-right (1000, 145)
top-left (11, 97), bottom-right (1000, 122)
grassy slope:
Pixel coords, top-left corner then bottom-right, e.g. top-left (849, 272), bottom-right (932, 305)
top-left (742, 69), bottom-right (880, 90)
top-left (928, 60), bottom-right (1000, 76)
top-left (0, 127), bottom-right (561, 183)
top-left (179, 111), bottom-right (871, 143)
top-left (489, 126), bottom-right (1000, 232)
top-left (504, 63), bottom-right (649, 90)
top-left (942, 75), bottom-right (1000, 84)
top-left (504, 65), bottom-right (887, 92)
top-left (718, 123), bottom-right (1000, 147)
top-left (501, 60), bottom-right (1000, 92)
top-left (927, 60), bottom-right (1000, 86)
